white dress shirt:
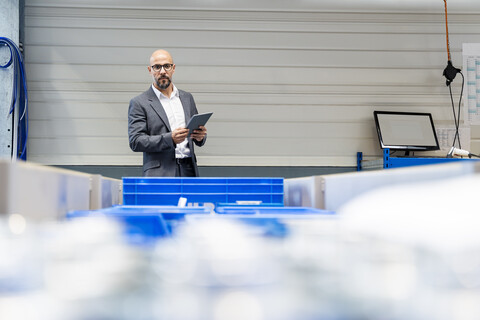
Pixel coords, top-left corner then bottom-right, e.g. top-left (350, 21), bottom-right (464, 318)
top-left (152, 84), bottom-right (191, 158)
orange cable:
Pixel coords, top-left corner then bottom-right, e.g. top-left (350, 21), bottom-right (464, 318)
top-left (444, 0), bottom-right (451, 61)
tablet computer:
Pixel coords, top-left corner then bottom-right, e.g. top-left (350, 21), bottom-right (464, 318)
top-left (186, 112), bottom-right (213, 136)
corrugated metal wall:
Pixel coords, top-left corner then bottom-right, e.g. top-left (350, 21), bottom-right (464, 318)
top-left (23, 0), bottom-right (480, 167)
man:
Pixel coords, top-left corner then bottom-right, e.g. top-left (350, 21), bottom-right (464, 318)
top-left (128, 49), bottom-right (207, 177)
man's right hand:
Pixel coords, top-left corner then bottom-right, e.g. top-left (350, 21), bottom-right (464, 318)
top-left (172, 128), bottom-right (189, 144)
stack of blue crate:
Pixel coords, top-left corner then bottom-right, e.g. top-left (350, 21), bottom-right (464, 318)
top-left (67, 177), bottom-right (334, 245)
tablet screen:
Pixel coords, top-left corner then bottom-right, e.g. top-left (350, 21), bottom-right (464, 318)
top-left (186, 112), bottom-right (213, 136)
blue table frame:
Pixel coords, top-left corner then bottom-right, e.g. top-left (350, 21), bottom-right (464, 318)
top-left (357, 149), bottom-right (478, 171)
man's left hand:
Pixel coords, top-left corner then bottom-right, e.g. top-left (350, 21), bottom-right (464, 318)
top-left (191, 126), bottom-right (207, 142)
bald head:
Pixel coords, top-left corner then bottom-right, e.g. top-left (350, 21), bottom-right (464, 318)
top-left (149, 49), bottom-right (173, 66)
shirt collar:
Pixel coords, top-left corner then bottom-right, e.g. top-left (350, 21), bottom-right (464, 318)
top-left (151, 83), bottom-right (178, 99)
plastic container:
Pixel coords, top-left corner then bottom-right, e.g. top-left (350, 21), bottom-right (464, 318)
top-left (183, 214), bottom-right (289, 237)
top-left (215, 206), bottom-right (335, 215)
top-left (185, 207), bottom-right (335, 238)
top-left (122, 177), bottom-right (284, 207)
top-left (216, 202), bottom-right (284, 208)
top-left (66, 205), bottom-right (213, 244)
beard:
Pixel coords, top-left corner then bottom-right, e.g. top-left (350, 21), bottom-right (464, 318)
top-left (155, 77), bottom-right (171, 90)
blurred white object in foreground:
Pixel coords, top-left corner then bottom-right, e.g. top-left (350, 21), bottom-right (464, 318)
top-left (339, 174), bottom-right (480, 252)
top-left (338, 174), bottom-right (480, 320)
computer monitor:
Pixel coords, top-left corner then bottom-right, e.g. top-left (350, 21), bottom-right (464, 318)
top-left (374, 111), bottom-right (440, 155)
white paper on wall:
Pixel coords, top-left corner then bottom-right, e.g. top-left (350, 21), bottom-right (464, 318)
top-left (463, 43), bottom-right (480, 124)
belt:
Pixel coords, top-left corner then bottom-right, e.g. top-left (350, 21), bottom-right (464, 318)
top-left (176, 157), bottom-right (193, 165)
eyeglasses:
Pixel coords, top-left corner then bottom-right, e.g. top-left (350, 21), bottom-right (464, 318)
top-left (150, 64), bottom-right (174, 72)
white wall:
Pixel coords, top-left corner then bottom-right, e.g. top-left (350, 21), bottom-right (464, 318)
top-left (23, 0), bottom-right (480, 167)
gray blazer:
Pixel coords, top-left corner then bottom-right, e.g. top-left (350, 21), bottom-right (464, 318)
top-left (128, 86), bottom-right (206, 176)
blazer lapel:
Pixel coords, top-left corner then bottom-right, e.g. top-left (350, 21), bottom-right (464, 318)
top-left (179, 90), bottom-right (192, 121)
top-left (146, 87), bottom-right (171, 132)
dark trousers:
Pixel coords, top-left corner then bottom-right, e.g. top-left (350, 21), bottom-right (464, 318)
top-left (175, 157), bottom-right (196, 177)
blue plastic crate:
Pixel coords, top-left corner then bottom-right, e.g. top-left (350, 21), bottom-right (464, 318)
top-left (216, 202), bottom-right (284, 208)
top-left (214, 206), bottom-right (335, 215)
top-left (183, 214), bottom-right (289, 237)
top-left (66, 210), bottom-right (169, 245)
top-left (66, 205), bottom-right (212, 244)
top-left (184, 212), bottom-right (334, 238)
top-left (97, 205), bottom-right (212, 215)
top-left (122, 177), bottom-right (284, 207)
top-left (184, 206), bottom-right (335, 238)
